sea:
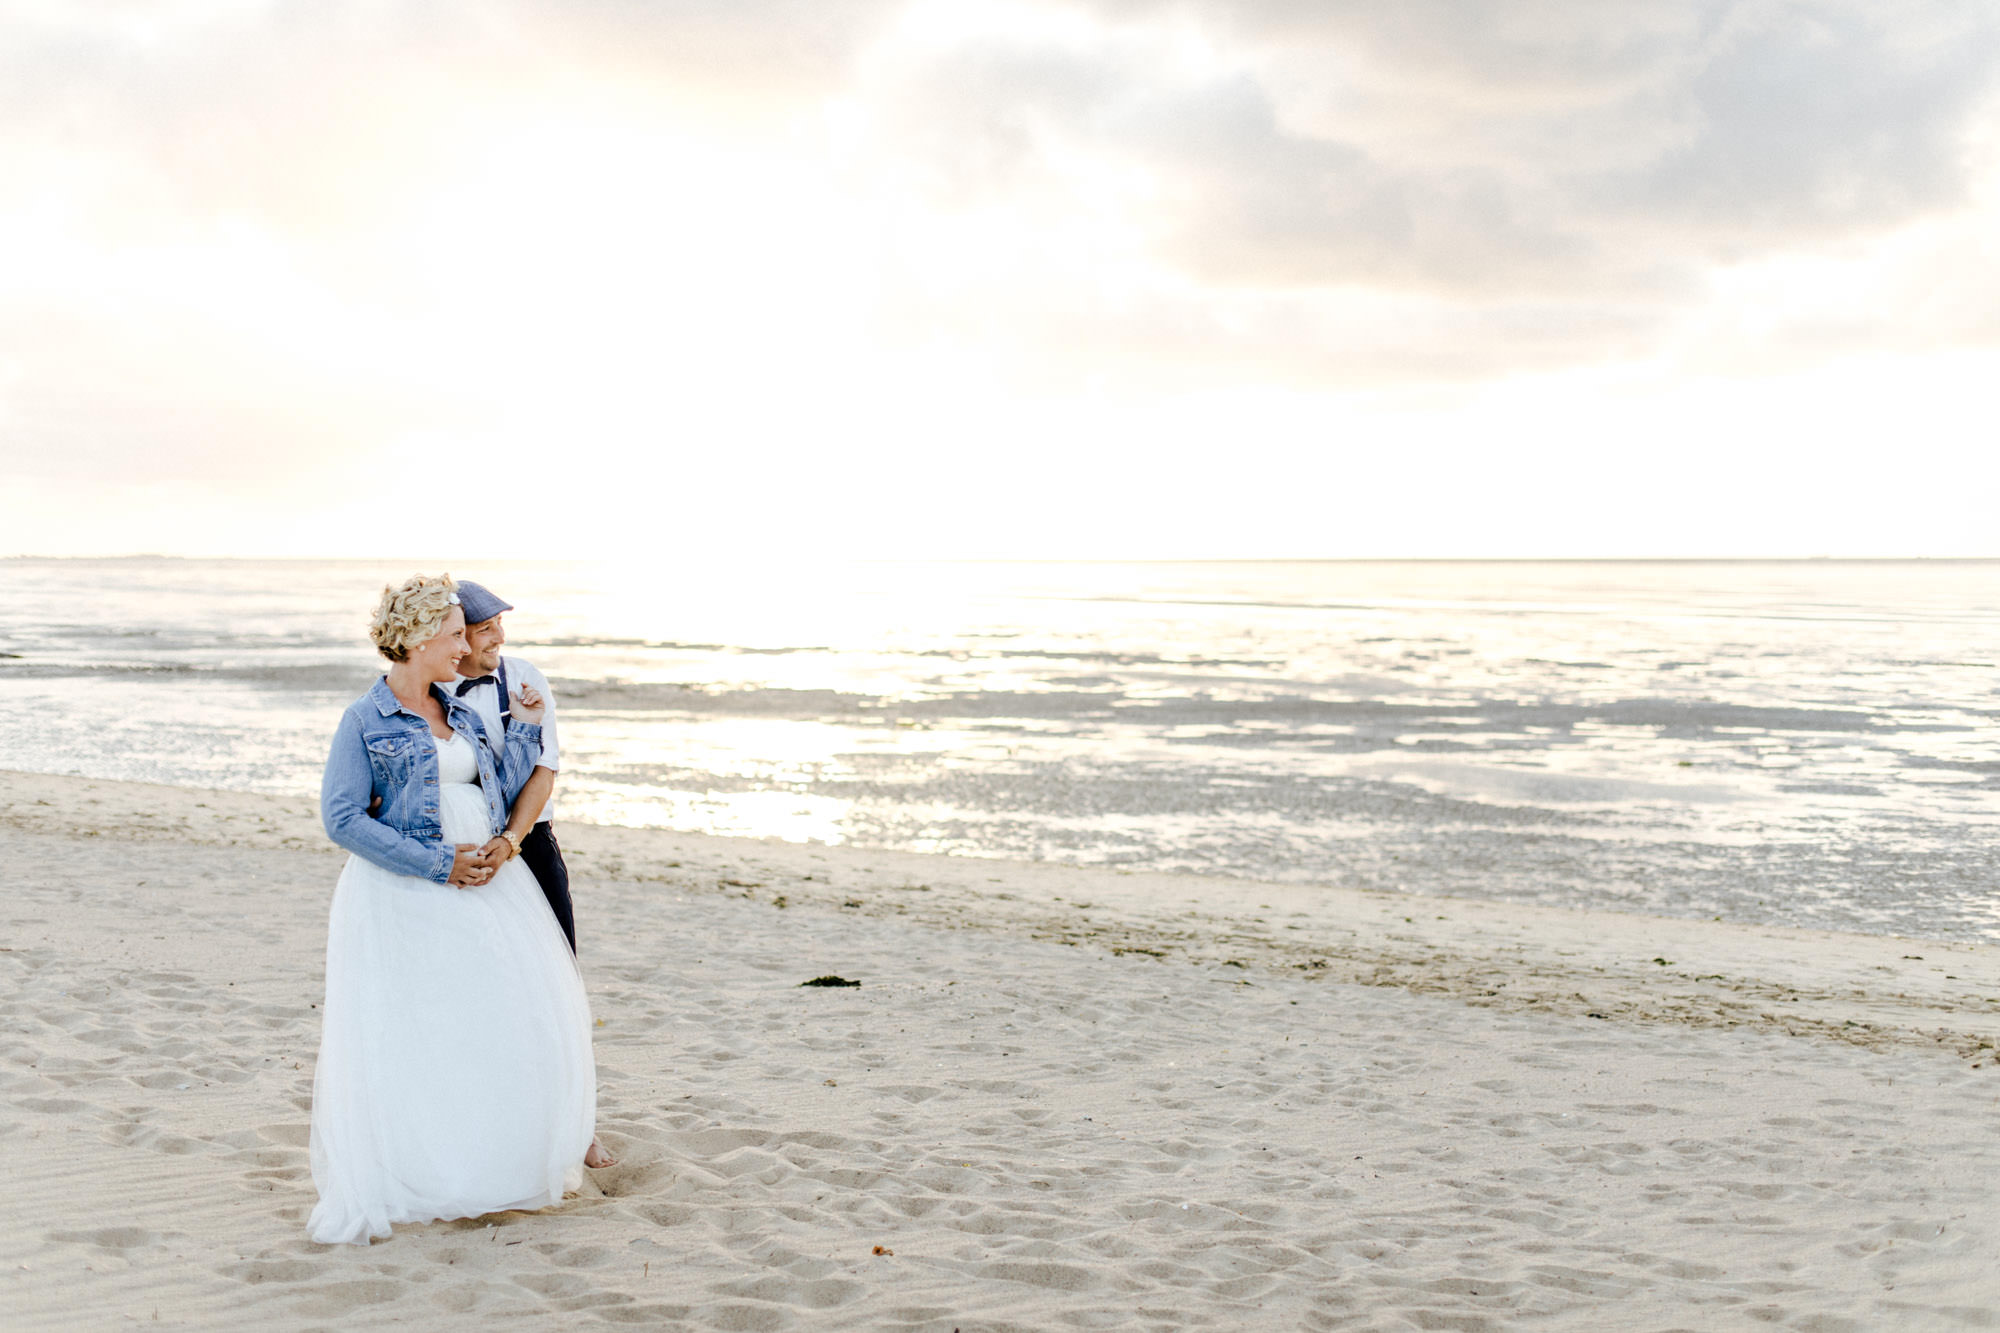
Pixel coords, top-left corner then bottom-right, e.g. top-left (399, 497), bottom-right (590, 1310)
top-left (4, 557), bottom-right (1999, 941)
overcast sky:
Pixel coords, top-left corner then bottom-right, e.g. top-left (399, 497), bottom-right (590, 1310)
top-left (3, 0), bottom-right (1997, 560)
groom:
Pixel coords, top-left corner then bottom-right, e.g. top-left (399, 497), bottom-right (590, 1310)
top-left (451, 580), bottom-right (577, 954)
top-left (454, 580), bottom-right (614, 1169)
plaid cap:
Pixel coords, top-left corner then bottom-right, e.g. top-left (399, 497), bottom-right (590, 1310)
top-left (455, 580), bottom-right (514, 625)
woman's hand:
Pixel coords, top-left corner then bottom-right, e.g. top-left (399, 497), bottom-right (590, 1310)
top-left (510, 684), bottom-right (546, 725)
top-left (449, 843), bottom-right (498, 888)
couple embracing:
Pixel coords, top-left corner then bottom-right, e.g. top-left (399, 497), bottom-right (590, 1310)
top-left (308, 574), bottom-right (613, 1246)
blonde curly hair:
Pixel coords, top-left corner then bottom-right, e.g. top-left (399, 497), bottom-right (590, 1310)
top-left (369, 574), bottom-right (460, 662)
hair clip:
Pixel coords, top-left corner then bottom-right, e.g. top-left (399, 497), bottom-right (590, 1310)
top-left (447, 593), bottom-right (461, 604)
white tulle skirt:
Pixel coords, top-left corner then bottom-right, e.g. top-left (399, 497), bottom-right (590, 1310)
top-left (307, 781), bottom-right (595, 1245)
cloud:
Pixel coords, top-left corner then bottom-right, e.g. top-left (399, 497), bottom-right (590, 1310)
top-left (852, 33), bottom-right (1631, 303)
top-left (1586, 2), bottom-right (1998, 236)
top-left (0, 0), bottom-right (902, 250)
top-left (4, 0), bottom-right (1999, 545)
top-left (1109, 73), bottom-right (1610, 295)
top-left (826, 0), bottom-right (2000, 389)
top-left (874, 1), bottom-right (2000, 280)
top-left (12, 0), bottom-right (1995, 307)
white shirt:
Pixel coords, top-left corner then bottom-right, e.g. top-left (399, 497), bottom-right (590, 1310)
top-left (451, 654), bottom-right (559, 824)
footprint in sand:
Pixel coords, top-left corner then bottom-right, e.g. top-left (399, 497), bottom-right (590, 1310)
top-left (47, 1226), bottom-right (173, 1252)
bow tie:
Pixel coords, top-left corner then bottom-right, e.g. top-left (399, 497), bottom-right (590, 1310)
top-left (454, 675), bottom-right (497, 696)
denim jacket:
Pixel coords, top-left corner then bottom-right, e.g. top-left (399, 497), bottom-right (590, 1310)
top-left (321, 678), bottom-right (546, 884)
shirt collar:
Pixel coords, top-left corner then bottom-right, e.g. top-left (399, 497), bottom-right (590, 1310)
top-left (368, 676), bottom-right (472, 722)
top-left (452, 657), bottom-right (505, 685)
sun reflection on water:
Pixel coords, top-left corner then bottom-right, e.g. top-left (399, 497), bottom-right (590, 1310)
top-left (12, 557), bottom-right (2000, 939)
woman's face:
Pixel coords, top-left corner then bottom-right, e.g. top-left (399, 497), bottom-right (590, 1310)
top-left (407, 606), bottom-right (469, 684)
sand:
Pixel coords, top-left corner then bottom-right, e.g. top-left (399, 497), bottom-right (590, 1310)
top-left (4, 768), bottom-right (1999, 1331)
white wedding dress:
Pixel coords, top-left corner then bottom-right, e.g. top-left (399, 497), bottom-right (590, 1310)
top-left (308, 731), bottom-right (596, 1245)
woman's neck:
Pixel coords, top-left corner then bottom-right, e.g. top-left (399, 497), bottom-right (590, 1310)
top-left (384, 663), bottom-right (438, 709)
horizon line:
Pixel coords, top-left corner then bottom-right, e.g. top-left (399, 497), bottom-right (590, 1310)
top-left (7, 553), bottom-right (2000, 566)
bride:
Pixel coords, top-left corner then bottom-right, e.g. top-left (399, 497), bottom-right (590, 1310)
top-left (308, 573), bottom-right (597, 1246)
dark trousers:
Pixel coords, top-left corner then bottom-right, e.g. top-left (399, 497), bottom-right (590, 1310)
top-left (519, 821), bottom-right (576, 954)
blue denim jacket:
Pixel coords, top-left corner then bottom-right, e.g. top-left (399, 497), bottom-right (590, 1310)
top-left (321, 678), bottom-right (546, 884)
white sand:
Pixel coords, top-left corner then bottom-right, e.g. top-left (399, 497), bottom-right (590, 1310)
top-left (4, 768), bottom-right (1999, 1330)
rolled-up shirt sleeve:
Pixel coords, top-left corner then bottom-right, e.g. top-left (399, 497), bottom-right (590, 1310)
top-left (518, 659), bottom-right (559, 771)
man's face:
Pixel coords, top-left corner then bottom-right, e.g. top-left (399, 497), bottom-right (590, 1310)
top-left (464, 615), bottom-right (506, 675)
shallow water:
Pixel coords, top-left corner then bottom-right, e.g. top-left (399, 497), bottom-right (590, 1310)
top-left (5, 557), bottom-right (1999, 939)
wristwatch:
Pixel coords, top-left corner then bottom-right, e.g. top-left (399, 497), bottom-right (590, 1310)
top-left (504, 830), bottom-right (526, 858)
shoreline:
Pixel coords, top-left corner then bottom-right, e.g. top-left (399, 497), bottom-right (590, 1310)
top-left (6, 767), bottom-right (2000, 1328)
top-left (7, 768), bottom-right (1995, 1061)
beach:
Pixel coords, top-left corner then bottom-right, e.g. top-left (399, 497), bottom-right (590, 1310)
top-left (5, 768), bottom-right (1999, 1330)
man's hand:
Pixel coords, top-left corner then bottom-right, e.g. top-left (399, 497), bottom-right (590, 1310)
top-left (367, 795), bottom-right (382, 817)
top-left (448, 843), bottom-right (497, 888)
top-left (510, 684), bottom-right (546, 725)
top-left (476, 835), bottom-right (513, 867)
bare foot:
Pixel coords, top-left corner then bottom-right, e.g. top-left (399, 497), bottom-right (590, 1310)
top-left (585, 1138), bottom-right (616, 1169)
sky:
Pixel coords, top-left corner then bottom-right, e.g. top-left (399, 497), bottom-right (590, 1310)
top-left (2, 0), bottom-right (1998, 561)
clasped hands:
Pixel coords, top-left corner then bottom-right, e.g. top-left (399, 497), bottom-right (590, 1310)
top-left (449, 837), bottom-right (517, 888)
